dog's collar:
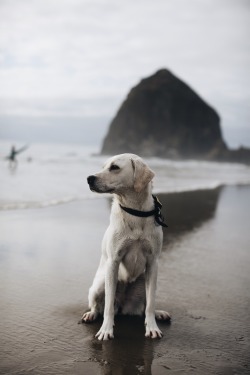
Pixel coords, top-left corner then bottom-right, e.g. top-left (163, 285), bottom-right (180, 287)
top-left (119, 195), bottom-right (168, 228)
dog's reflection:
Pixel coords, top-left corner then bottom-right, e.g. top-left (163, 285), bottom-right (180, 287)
top-left (83, 315), bottom-right (170, 375)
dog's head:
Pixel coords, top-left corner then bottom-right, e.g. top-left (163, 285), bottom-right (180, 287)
top-left (87, 153), bottom-right (155, 194)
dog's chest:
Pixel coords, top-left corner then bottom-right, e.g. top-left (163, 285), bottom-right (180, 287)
top-left (119, 240), bottom-right (150, 282)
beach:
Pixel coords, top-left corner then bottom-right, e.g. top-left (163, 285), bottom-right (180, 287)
top-left (0, 185), bottom-right (249, 374)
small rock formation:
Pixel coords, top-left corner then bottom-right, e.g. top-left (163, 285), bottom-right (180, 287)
top-left (101, 69), bottom-right (227, 159)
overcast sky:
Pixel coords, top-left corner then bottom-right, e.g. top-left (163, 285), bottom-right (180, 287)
top-left (0, 0), bottom-right (249, 147)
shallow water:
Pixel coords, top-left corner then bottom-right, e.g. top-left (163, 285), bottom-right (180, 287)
top-left (0, 186), bottom-right (250, 374)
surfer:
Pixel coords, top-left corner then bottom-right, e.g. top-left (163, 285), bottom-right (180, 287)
top-left (6, 145), bottom-right (28, 169)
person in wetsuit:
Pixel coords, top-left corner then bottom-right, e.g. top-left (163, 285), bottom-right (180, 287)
top-left (6, 145), bottom-right (28, 168)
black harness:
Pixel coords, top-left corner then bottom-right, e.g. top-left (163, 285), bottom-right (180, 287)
top-left (119, 195), bottom-right (168, 228)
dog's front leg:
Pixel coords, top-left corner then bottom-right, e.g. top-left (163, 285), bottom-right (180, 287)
top-left (145, 260), bottom-right (163, 338)
top-left (95, 259), bottom-right (119, 340)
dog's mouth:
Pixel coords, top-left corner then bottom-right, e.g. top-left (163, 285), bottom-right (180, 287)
top-left (89, 185), bottom-right (114, 194)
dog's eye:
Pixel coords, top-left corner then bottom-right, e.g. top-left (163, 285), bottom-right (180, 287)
top-left (109, 164), bottom-right (120, 171)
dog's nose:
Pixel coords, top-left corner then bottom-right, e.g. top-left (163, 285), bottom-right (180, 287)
top-left (87, 175), bottom-right (96, 185)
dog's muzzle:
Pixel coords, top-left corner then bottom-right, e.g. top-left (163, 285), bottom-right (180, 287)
top-left (87, 175), bottom-right (114, 194)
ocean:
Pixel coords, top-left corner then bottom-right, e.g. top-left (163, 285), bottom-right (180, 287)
top-left (1, 140), bottom-right (250, 211)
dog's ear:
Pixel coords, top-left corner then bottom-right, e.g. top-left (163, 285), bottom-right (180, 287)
top-left (131, 158), bottom-right (155, 192)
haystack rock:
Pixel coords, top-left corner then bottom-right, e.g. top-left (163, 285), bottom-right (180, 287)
top-left (101, 69), bottom-right (227, 159)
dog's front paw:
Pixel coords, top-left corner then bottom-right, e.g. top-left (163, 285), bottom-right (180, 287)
top-left (145, 316), bottom-right (163, 339)
top-left (95, 320), bottom-right (114, 340)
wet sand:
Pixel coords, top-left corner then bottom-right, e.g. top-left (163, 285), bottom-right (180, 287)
top-left (0, 186), bottom-right (250, 374)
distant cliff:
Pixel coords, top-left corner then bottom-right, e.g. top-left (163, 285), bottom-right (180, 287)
top-left (101, 69), bottom-right (250, 164)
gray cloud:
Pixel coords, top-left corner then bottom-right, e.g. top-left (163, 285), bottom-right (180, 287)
top-left (0, 0), bottom-right (249, 146)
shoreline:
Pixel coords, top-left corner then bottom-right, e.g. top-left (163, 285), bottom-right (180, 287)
top-left (1, 181), bottom-right (250, 212)
top-left (0, 186), bottom-right (250, 374)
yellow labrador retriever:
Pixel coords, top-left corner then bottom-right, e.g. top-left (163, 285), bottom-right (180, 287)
top-left (81, 153), bottom-right (170, 340)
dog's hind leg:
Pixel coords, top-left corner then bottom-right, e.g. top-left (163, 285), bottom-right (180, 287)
top-left (81, 284), bottom-right (105, 322)
top-left (81, 265), bottom-right (105, 323)
top-left (155, 310), bottom-right (171, 321)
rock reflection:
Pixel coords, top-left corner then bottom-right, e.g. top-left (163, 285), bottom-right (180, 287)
top-left (159, 188), bottom-right (221, 248)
